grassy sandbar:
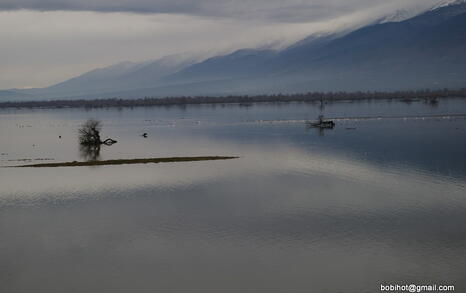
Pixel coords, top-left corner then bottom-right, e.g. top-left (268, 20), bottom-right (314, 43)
top-left (14, 156), bottom-right (238, 168)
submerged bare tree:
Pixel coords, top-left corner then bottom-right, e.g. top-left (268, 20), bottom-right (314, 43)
top-left (79, 119), bottom-right (102, 145)
top-left (78, 119), bottom-right (117, 146)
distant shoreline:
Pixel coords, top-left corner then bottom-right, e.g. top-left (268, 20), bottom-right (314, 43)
top-left (1, 89), bottom-right (465, 109)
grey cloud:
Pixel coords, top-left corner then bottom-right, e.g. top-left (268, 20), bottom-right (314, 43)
top-left (0, 0), bottom-right (431, 22)
top-left (0, 0), bottom-right (199, 15)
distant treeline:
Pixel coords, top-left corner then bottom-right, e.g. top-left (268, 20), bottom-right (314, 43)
top-left (1, 88), bottom-right (466, 109)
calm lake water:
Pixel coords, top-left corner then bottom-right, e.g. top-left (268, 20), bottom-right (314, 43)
top-left (1, 99), bottom-right (465, 293)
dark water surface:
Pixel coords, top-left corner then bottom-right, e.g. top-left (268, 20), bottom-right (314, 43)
top-left (1, 99), bottom-right (465, 293)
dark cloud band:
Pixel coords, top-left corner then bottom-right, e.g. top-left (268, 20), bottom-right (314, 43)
top-left (0, 0), bottom-right (420, 22)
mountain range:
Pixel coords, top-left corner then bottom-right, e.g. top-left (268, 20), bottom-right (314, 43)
top-left (4, 0), bottom-right (466, 101)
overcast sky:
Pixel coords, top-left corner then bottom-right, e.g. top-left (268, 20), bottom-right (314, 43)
top-left (0, 0), bottom-right (439, 89)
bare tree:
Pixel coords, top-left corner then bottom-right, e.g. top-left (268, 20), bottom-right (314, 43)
top-left (78, 119), bottom-right (117, 146)
top-left (79, 119), bottom-right (102, 145)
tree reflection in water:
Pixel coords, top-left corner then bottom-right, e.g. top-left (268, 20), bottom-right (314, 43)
top-left (79, 143), bottom-right (101, 161)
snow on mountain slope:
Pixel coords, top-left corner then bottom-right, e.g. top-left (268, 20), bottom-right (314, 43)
top-left (431, 0), bottom-right (466, 10)
top-left (379, 9), bottom-right (422, 23)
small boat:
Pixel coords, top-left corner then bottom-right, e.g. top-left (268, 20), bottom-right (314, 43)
top-left (307, 115), bottom-right (335, 128)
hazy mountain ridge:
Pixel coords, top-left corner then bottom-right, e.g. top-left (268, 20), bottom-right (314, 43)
top-left (155, 1), bottom-right (466, 93)
top-left (159, 49), bottom-right (278, 85)
top-left (7, 1), bottom-right (466, 100)
top-left (30, 54), bottom-right (200, 99)
top-left (0, 90), bottom-right (33, 101)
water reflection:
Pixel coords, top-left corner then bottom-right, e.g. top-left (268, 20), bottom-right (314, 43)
top-left (425, 97), bottom-right (439, 107)
top-left (79, 143), bottom-right (101, 161)
top-left (0, 144), bottom-right (464, 293)
top-left (305, 122), bottom-right (334, 136)
top-left (0, 99), bottom-right (465, 293)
